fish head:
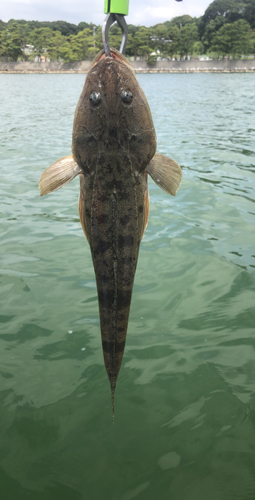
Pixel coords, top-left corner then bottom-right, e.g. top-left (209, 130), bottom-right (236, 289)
top-left (72, 48), bottom-right (156, 174)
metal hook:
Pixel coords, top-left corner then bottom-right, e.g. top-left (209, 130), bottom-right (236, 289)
top-left (102, 13), bottom-right (128, 57)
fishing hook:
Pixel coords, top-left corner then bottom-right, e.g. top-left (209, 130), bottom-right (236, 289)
top-left (102, 13), bottom-right (128, 56)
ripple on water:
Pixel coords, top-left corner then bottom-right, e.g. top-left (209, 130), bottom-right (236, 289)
top-left (0, 72), bottom-right (255, 499)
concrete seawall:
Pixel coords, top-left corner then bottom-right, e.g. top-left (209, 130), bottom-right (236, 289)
top-left (1, 58), bottom-right (255, 74)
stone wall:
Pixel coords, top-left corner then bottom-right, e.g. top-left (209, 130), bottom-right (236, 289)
top-left (0, 58), bottom-right (255, 73)
top-left (131, 58), bottom-right (255, 73)
top-left (0, 60), bottom-right (91, 73)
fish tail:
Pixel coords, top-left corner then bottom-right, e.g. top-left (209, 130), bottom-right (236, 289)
top-left (86, 171), bottom-right (147, 418)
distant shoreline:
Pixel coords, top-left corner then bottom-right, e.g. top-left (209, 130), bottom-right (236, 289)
top-left (1, 59), bottom-right (255, 74)
top-left (1, 69), bottom-right (254, 74)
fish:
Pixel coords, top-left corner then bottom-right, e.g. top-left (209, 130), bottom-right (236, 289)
top-left (39, 48), bottom-right (182, 418)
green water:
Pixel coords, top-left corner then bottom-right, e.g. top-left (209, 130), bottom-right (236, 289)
top-left (1, 72), bottom-right (255, 499)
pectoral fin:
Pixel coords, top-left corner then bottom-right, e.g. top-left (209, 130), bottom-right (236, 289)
top-left (146, 153), bottom-right (182, 196)
top-left (39, 155), bottom-right (82, 196)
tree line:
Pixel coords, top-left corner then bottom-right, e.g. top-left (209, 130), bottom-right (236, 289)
top-left (0, 0), bottom-right (255, 62)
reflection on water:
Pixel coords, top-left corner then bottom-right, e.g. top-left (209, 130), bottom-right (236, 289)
top-left (0, 73), bottom-right (255, 499)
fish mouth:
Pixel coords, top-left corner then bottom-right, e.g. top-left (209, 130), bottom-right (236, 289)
top-left (90, 48), bottom-right (133, 70)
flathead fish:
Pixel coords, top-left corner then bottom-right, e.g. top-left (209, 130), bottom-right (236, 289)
top-left (39, 48), bottom-right (182, 418)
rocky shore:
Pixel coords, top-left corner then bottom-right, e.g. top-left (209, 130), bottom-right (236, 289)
top-left (1, 58), bottom-right (255, 74)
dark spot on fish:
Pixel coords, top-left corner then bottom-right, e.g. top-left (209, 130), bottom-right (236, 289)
top-left (113, 179), bottom-right (123, 191)
top-left (116, 190), bottom-right (130, 201)
top-left (120, 215), bottom-right (130, 226)
top-left (121, 257), bottom-right (132, 268)
top-left (98, 288), bottom-right (115, 306)
top-left (138, 205), bottom-right (143, 213)
top-left (92, 237), bottom-right (112, 255)
top-left (94, 211), bottom-right (109, 225)
top-left (118, 234), bottom-right (134, 248)
top-left (86, 135), bottom-right (97, 144)
top-left (101, 213), bottom-right (108, 224)
top-left (102, 340), bottom-right (126, 354)
top-left (117, 327), bottom-right (125, 333)
top-left (117, 290), bottom-right (132, 309)
top-left (109, 128), bottom-right (118, 139)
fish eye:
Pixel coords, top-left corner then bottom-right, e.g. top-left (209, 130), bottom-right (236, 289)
top-left (89, 91), bottom-right (102, 106)
top-left (120, 89), bottom-right (133, 104)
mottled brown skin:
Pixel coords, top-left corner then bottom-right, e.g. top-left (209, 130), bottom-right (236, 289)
top-left (73, 49), bottom-right (156, 404)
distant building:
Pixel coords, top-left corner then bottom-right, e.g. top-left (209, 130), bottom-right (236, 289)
top-left (24, 45), bottom-right (34, 55)
top-left (34, 55), bottom-right (50, 62)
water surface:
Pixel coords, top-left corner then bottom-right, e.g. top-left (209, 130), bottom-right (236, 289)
top-left (1, 72), bottom-right (255, 499)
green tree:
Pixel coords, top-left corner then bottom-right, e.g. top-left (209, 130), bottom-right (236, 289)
top-left (0, 22), bottom-right (26, 61)
top-left (132, 27), bottom-right (151, 58)
top-left (250, 29), bottom-right (255, 53)
top-left (193, 41), bottom-right (204, 55)
top-left (165, 15), bottom-right (194, 29)
top-left (50, 21), bottom-right (78, 36)
top-left (179, 23), bottom-right (199, 57)
top-left (29, 27), bottom-right (53, 60)
top-left (0, 20), bottom-right (7, 32)
top-left (243, 0), bottom-right (255, 29)
top-left (149, 24), bottom-right (168, 54)
top-left (162, 26), bottom-right (180, 58)
top-left (46, 30), bottom-right (67, 61)
top-left (77, 21), bottom-right (93, 32)
top-left (210, 18), bottom-right (252, 56)
top-left (60, 28), bottom-right (98, 61)
top-left (55, 40), bottom-right (73, 62)
top-left (125, 32), bottom-right (136, 56)
top-left (25, 20), bottom-right (78, 36)
top-left (202, 16), bottom-right (226, 51)
top-left (0, 30), bottom-right (10, 60)
top-left (125, 24), bottom-right (141, 55)
top-left (202, 0), bottom-right (245, 23)
top-left (199, 0), bottom-right (247, 38)
top-left (17, 22), bottom-right (31, 60)
top-left (1, 4), bottom-right (254, 63)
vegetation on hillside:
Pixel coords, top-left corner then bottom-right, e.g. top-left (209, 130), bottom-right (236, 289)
top-left (0, 0), bottom-right (255, 62)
